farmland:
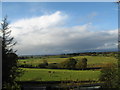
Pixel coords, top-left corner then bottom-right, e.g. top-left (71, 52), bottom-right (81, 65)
top-left (17, 55), bottom-right (117, 82)
top-left (17, 68), bottom-right (100, 81)
top-left (18, 55), bottom-right (117, 68)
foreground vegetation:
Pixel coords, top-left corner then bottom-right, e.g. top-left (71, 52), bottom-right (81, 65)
top-left (17, 68), bottom-right (100, 81)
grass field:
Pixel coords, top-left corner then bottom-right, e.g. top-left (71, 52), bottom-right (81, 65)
top-left (17, 68), bottom-right (100, 81)
top-left (18, 56), bottom-right (117, 67)
top-left (17, 56), bottom-right (117, 82)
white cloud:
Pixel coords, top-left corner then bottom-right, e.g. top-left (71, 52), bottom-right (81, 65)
top-left (10, 11), bottom-right (118, 55)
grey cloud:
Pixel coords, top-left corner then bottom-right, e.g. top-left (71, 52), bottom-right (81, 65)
top-left (10, 11), bottom-right (117, 55)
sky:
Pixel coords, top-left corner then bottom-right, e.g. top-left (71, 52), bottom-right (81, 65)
top-left (2, 2), bottom-right (118, 55)
top-left (2, 0), bottom-right (117, 2)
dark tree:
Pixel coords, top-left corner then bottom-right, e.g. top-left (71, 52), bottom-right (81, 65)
top-left (1, 17), bottom-right (22, 89)
top-left (81, 58), bottom-right (87, 68)
top-left (76, 58), bottom-right (87, 69)
top-left (60, 57), bottom-right (77, 69)
top-left (76, 60), bottom-right (83, 69)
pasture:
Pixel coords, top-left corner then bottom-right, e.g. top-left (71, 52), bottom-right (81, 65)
top-left (17, 55), bottom-right (117, 82)
top-left (17, 68), bottom-right (100, 81)
top-left (18, 56), bottom-right (117, 67)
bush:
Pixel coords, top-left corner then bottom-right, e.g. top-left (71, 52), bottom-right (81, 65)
top-left (60, 57), bottom-right (77, 69)
top-left (4, 82), bottom-right (21, 90)
top-left (99, 63), bottom-right (118, 88)
top-left (76, 58), bottom-right (87, 69)
top-left (38, 63), bottom-right (47, 68)
top-left (38, 60), bottom-right (48, 68)
top-left (43, 60), bottom-right (48, 66)
top-left (47, 63), bottom-right (58, 69)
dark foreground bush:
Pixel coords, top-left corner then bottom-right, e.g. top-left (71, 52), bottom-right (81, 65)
top-left (99, 63), bottom-right (119, 88)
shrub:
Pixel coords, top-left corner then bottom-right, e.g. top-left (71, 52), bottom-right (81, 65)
top-left (60, 57), bottom-right (77, 69)
top-left (99, 63), bottom-right (118, 88)
top-left (43, 60), bottom-right (48, 66)
top-left (76, 58), bottom-right (87, 69)
top-left (47, 63), bottom-right (58, 69)
top-left (38, 63), bottom-right (47, 68)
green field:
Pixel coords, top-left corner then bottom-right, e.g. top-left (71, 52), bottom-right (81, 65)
top-left (18, 56), bottom-right (117, 67)
top-left (17, 68), bottom-right (100, 81)
top-left (17, 56), bottom-right (117, 82)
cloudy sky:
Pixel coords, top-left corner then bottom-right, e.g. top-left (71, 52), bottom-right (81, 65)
top-left (2, 2), bottom-right (118, 55)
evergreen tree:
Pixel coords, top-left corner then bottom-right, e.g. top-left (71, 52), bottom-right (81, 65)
top-left (1, 17), bottom-right (22, 89)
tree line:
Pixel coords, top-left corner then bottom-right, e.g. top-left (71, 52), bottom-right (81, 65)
top-left (19, 57), bottom-right (88, 70)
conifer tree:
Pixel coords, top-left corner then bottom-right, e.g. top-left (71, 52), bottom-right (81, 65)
top-left (1, 17), bottom-right (22, 89)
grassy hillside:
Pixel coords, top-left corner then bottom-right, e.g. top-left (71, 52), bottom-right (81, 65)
top-left (17, 68), bottom-right (100, 81)
top-left (18, 56), bottom-right (117, 67)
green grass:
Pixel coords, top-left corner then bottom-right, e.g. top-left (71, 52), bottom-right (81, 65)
top-left (17, 68), bottom-right (100, 81)
top-left (18, 58), bottom-right (67, 66)
top-left (18, 56), bottom-right (117, 67)
top-left (74, 56), bottom-right (117, 67)
top-left (74, 56), bottom-right (117, 64)
top-left (17, 56), bottom-right (117, 82)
